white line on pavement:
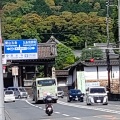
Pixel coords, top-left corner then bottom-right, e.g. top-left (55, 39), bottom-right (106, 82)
top-left (54, 112), bottom-right (60, 114)
top-left (72, 117), bottom-right (81, 119)
top-left (62, 114), bottom-right (70, 117)
top-left (58, 100), bottom-right (120, 115)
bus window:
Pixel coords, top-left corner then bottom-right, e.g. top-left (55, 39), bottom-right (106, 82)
top-left (37, 79), bottom-right (56, 86)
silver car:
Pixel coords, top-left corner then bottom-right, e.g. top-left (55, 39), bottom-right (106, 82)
top-left (7, 87), bottom-right (28, 99)
top-left (57, 87), bottom-right (64, 98)
top-left (86, 86), bottom-right (108, 105)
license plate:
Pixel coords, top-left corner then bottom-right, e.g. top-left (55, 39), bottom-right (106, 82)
top-left (75, 97), bottom-right (78, 101)
top-left (97, 100), bottom-right (101, 102)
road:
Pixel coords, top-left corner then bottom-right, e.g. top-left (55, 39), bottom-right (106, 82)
top-left (4, 97), bottom-right (120, 120)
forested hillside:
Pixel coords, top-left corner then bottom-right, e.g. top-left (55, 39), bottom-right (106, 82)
top-left (1, 0), bottom-right (118, 49)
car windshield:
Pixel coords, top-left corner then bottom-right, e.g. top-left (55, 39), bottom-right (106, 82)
top-left (5, 91), bottom-right (13, 95)
top-left (19, 88), bottom-right (26, 92)
top-left (90, 88), bottom-right (106, 93)
top-left (38, 79), bottom-right (56, 86)
top-left (57, 87), bottom-right (62, 91)
top-left (70, 89), bottom-right (81, 93)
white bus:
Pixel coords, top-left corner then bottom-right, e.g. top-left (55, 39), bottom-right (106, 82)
top-left (32, 77), bottom-right (58, 103)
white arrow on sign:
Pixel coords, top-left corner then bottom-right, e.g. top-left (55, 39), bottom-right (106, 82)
top-left (7, 47), bottom-right (15, 50)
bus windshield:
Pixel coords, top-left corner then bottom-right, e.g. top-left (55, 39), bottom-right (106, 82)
top-left (37, 79), bottom-right (56, 86)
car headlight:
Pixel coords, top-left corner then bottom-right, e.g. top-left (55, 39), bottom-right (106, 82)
top-left (70, 95), bottom-right (72, 97)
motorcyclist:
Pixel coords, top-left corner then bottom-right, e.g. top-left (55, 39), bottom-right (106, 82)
top-left (44, 93), bottom-right (53, 109)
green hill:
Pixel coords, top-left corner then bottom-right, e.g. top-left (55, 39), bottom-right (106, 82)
top-left (1, 0), bottom-right (118, 49)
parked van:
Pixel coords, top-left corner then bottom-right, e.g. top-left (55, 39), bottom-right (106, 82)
top-left (7, 87), bottom-right (28, 99)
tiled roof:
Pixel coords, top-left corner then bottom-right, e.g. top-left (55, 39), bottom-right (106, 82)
top-left (64, 59), bottom-right (119, 70)
top-left (55, 70), bottom-right (69, 76)
top-left (81, 60), bottom-right (119, 66)
top-left (38, 43), bottom-right (57, 59)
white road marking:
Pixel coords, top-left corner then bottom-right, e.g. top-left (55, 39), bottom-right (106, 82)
top-left (58, 100), bottom-right (120, 115)
top-left (62, 114), bottom-right (70, 116)
top-left (73, 117), bottom-right (81, 119)
top-left (55, 112), bottom-right (60, 114)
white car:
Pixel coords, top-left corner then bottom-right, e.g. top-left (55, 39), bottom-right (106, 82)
top-left (86, 86), bottom-right (108, 105)
top-left (4, 90), bottom-right (15, 103)
top-left (57, 87), bottom-right (64, 98)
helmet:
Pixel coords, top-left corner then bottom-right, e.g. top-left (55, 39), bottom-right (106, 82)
top-left (47, 92), bottom-right (51, 96)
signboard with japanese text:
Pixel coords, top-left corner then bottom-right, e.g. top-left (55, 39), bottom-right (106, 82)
top-left (12, 66), bottom-right (18, 76)
top-left (4, 39), bottom-right (38, 60)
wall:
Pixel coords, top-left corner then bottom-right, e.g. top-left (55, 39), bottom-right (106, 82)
top-left (73, 68), bottom-right (77, 83)
top-left (98, 66), bottom-right (108, 80)
top-left (84, 66), bottom-right (119, 80)
top-left (84, 65), bottom-right (119, 93)
top-left (84, 67), bottom-right (97, 80)
top-left (57, 78), bottom-right (67, 86)
top-left (67, 75), bottom-right (72, 86)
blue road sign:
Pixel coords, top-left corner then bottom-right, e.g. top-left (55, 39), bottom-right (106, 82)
top-left (4, 39), bottom-right (38, 60)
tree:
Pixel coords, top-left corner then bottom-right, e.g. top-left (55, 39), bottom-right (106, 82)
top-left (80, 47), bottom-right (103, 61)
top-left (55, 44), bottom-right (75, 69)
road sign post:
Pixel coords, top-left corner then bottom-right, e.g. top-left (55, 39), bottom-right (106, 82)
top-left (4, 39), bottom-right (38, 60)
top-left (12, 66), bottom-right (18, 87)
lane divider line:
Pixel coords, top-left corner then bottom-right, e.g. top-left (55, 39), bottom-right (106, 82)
top-left (62, 114), bottom-right (70, 117)
top-left (25, 99), bottom-right (81, 119)
top-left (54, 112), bottom-right (60, 114)
top-left (73, 117), bottom-right (81, 119)
top-left (58, 100), bottom-right (120, 115)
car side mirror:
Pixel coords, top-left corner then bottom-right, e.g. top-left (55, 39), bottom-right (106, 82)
top-left (106, 91), bottom-right (109, 94)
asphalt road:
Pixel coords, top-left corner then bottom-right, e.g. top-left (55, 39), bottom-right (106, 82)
top-left (4, 98), bottom-right (120, 120)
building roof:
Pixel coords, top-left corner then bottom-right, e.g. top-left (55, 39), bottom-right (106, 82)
top-left (46, 35), bottom-right (61, 44)
top-left (94, 43), bottom-right (119, 59)
top-left (38, 43), bottom-right (57, 59)
top-left (64, 59), bottom-right (119, 70)
top-left (80, 60), bottom-right (119, 66)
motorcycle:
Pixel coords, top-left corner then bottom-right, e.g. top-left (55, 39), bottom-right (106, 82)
top-left (44, 94), bottom-right (53, 116)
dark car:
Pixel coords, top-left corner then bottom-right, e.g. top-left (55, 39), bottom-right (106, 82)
top-left (67, 89), bottom-right (84, 102)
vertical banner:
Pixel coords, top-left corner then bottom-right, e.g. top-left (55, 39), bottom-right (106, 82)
top-left (77, 71), bottom-right (86, 94)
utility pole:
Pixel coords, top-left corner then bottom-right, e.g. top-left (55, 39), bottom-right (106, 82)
top-left (106, 0), bottom-right (111, 93)
top-left (118, 0), bottom-right (120, 94)
top-left (0, 7), bottom-right (5, 120)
